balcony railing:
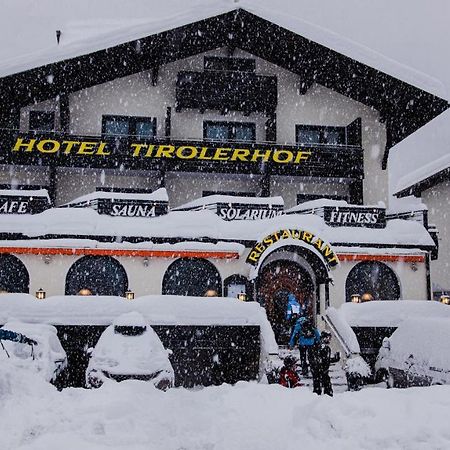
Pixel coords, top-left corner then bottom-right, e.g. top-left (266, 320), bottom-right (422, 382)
top-left (0, 129), bottom-right (363, 179)
top-left (176, 71), bottom-right (277, 115)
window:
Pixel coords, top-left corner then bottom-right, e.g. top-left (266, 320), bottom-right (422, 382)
top-left (296, 125), bottom-right (346, 146)
top-left (29, 110), bottom-right (55, 132)
top-left (102, 115), bottom-right (156, 139)
top-left (162, 258), bottom-right (222, 297)
top-left (65, 256), bottom-right (128, 296)
top-left (204, 121), bottom-right (255, 142)
top-left (345, 261), bottom-right (400, 302)
top-left (224, 275), bottom-right (252, 299)
top-left (0, 254), bottom-right (30, 293)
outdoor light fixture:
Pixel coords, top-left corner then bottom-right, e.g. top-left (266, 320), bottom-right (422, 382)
top-left (410, 262), bottom-right (418, 272)
top-left (36, 288), bottom-right (46, 300)
top-left (440, 294), bottom-right (450, 305)
top-left (78, 288), bottom-right (93, 296)
top-left (361, 292), bottom-right (374, 302)
top-left (125, 290), bottom-right (135, 300)
top-left (142, 257), bottom-right (149, 267)
top-left (237, 292), bottom-right (247, 301)
top-left (204, 289), bottom-right (218, 297)
top-left (351, 293), bottom-right (361, 303)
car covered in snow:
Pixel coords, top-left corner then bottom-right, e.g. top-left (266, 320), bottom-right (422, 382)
top-left (86, 312), bottom-right (174, 390)
top-left (0, 321), bottom-right (67, 384)
top-left (375, 318), bottom-right (450, 388)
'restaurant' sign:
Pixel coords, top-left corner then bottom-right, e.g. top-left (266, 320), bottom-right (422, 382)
top-left (217, 203), bottom-right (283, 221)
top-left (246, 229), bottom-right (339, 267)
top-left (324, 207), bottom-right (385, 228)
top-left (97, 199), bottom-right (168, 218)
top-left (0, 194), bottom-right (50, 215)
top-left (11, 138), bottom-right (312, 165)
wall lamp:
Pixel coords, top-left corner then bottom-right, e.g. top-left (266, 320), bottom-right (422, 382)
top-left (237, 292), bottom-right (247, 301)
top-left (36, 288), bottom-right (46, 300)
top-left (350, 293), bottom-right (361, 303)
top-left (125, 290), bottom-right (135, 300)
top-left (440, 294), bottom-right (450, 305)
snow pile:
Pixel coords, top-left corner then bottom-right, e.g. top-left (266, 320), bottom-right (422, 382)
top-left (384, 318), bottom-right (450, 375)
top-left (339, 300), bottom-right (450, 328)
top-left (88, 312), bottom-right (174, 382)
top-left (325, 307), bottom-right (360, 354)
top-left (0, 322), bottom-right (67, 382)
top-left (1, 376), bottom-right (450, 449)
top-left (344, 355), bottom-right (372, 378)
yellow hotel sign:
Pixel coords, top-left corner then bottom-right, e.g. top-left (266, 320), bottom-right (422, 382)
top-left (12, 138), bottom-right (312, 165)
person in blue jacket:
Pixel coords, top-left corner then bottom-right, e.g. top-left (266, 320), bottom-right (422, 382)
top-left (289, 316), bottom-right (320, 376)
top-left (0, 328), bottom-right (37, 346)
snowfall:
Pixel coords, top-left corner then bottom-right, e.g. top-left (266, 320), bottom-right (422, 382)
top-left (0, 363), bottom-right (448, 450)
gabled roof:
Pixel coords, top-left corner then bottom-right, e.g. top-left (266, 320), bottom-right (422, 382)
top-left (0, 8), bottom-right (448, 166)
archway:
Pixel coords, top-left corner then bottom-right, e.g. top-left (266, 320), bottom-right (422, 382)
top-left (345, 261), bottom-right (401, 302)
top-left (0, 254), bottom-right (29, 293)
top-left (65, 256), bottom-right (128, 296)
top-left (162, 258), bottom-right (222, 297)
top-left (257, 259), bottom-right (315, 344)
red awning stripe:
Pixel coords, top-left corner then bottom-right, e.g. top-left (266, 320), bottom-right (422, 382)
top-left (0, 246), bottom-right (240, 259)
top-left (337, 253), bottom-right (425, 263)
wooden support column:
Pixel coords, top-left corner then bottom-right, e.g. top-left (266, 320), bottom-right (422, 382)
top-left (165, 107), bottom-right (171, 138)
top-left (259, 166), bottom-right (271, 197)
top-left (349, 179), bottom-right (364, 205)
top-left (48, 165), bottom-right (57, 206)
top-left (265, 111), bottom-right (276, 142)
top-left (59, 94), bottom-right (70, 132)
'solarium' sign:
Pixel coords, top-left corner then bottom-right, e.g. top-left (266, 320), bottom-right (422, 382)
top-left (246, 229), bottom-right (339, 268)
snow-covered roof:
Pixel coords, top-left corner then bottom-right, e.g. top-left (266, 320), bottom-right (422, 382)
top-left (286, 199), bottom-right (384, 214)
top-left (0, 207), bottom-right (435, 248)
top-left (0, 2), bottom-right (445, 99)
top-left (0, 189), bottom-right (49, 199)
top-left (174, 195), bottom-right (284, 210)
top-left (395, 151), bottom-right (450, 197)
top-left (339, 300), bottom-right (450, 328)
top-left (0, 293), bottom-right (278, 354)
top-left (61, 188), bottom-right (169, 207)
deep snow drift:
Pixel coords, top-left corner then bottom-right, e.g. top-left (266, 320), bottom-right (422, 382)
top-left (1, 364), bottom-right (449, 450)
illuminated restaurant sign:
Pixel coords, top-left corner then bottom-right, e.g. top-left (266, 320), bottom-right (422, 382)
top-left (246, 229), bottom-right (339, 267)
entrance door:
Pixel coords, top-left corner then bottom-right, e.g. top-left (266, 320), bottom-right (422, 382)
top-left (257, 260), bottom-right (315, 344)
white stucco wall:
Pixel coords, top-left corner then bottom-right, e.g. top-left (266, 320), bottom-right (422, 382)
top-left (17, 47), bottom-right (388, 208)
top-left (423, 183), bottom-right (450, 291)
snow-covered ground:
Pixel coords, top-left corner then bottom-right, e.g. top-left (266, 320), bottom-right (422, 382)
top-left (1, 363), bottom-right (450, 450)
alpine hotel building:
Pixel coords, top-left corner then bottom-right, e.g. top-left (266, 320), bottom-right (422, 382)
top-left (0, 9), bottom-right (447, 341)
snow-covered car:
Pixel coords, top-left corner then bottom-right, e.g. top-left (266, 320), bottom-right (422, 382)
top-left (0, 321), bottom-right (67, 384)
top-left (86, 312), bottom-right (174, 390)
top-left (375, 318), bottom-right (450, 388)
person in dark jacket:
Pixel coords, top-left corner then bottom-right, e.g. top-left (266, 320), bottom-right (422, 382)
top-left (310, 330), bottom-right (340, 396)
top-left (289, 316), bottom-right (321, 375)
top-left (0, 328), bottom-right (37, 346)
top-left (278, 355), bottom-right (302, 388)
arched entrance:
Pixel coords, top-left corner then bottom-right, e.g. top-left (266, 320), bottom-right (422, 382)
top-left (0, 254), bottom-right (29, 293)
top-left (257, 260), bottom-right (315, 344)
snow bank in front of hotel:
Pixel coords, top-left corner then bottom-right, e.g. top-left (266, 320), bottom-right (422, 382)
top-left (339, 300), bottom-right (450, 328)
top-left (1, 372), bottom-right (450, 450)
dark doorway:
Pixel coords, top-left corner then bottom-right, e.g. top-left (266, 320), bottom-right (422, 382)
top-left (65, 256), bottom-right (128, 296)
top-left (162, 258), bottom-right (222, 297)
top-left (0, 254), bottom-right (29, 293)
top-left (257, 260), bottom-right (315, 344)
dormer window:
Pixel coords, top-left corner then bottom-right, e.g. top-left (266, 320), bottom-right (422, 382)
top-left (102, 115), bottom-right (156, 139)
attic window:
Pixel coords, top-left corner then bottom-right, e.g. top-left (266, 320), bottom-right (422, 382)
top-left (29, 110), bottom-right (55, 132)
